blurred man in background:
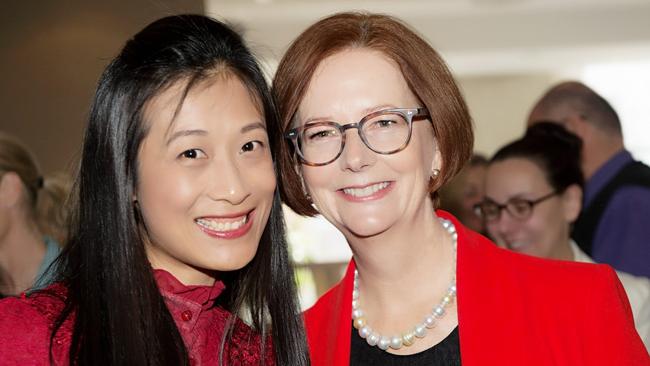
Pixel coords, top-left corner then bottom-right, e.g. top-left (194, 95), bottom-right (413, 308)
top-left (528, 81), bottom-right (650, 278)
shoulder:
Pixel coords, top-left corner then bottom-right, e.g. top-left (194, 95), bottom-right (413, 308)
top-left (461, 226), bottom-right (624, 303)
top-left (598, 160), bottom-right (650, 211)
top-left (0, 283), bottom-right (67, 328)
top-left (304, 262), bottom-right (352, 327)
top-left (617, 271), bottom-right (650, 304)
top-left (303, 263), bottom-right (354, 366)
top-left (305, 280), bottom-right (344, 317)
top-left (461, 231), bottom-right (649, 361)
top-left (0, 284), bottom-right (67, 364)
top-left (616, 270), bottom-right (650, 324)
top-left (603, 185), bottom-right (650, 222)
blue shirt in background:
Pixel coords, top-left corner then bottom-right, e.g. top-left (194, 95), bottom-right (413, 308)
top-left (585, 150), bottom-right (650, 278)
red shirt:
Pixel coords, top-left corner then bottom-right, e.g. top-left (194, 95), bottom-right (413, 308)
top-left (304, 211), bottom-right (650, 365)
top-left (0, 269), bottom-right (273, 365)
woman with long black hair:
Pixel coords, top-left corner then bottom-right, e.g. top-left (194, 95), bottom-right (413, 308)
top-left (0, 14), bottom-right (308, 365)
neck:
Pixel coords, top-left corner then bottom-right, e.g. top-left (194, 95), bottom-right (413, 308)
top-left (347, 206), bottom-right (455, 314)
top-left (583, 133), bottom-right (624, 180)
top-left (0, 220), bottom-right (46, 295)
top-left (551, 239), bottom-right (575, 262)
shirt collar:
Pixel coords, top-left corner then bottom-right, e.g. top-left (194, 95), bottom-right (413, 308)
top-left (569, 239), bottom-right (594, 264)
top-left (153, 269), bottom-right (225, 309)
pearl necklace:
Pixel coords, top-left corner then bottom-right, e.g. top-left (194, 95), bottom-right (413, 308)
top-left (351, 218), bottom-right (457, 352)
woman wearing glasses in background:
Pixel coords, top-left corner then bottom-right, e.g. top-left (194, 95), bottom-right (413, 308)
top-left (479, 122), bottom-right (650, 350)
top-left (273, 12), bottom-right (649, 365)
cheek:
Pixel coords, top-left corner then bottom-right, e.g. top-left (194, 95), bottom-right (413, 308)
top-left (524, 216), bottom-right (549, 243)
top-left (486, 221), bottom-right (501, 239)
top-left (137, 163), bottom-right (198, 222)
top-left (536, 208), bottom-right (564, 241)
top-left (246, 158), bottom-right (277, 198)
top-left (302, 166), bottom-right (334, 193)
top-left (392, 134), bottom-right (435, 180)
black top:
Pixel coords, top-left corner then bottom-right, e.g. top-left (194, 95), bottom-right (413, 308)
top-left (572, 160), bottom-right (650, 255)
top-left (350, 323), bottom-right (461, 366)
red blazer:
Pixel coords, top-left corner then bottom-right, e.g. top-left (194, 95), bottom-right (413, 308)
top-left (304, 211), bottom-right (650, 365)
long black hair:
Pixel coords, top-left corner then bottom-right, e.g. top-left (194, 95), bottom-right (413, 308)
top-left (491, 121), bottom-right (584, 192)
top-left (48, 14), bottom-right (308, 365)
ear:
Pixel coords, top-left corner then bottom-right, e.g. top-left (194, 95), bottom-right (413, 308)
top-left (430, 143), bottom-right (443, 177)
top-left (563, 115), bottom-right (588, 140)
top-left (561, 184), bottom-right (582, 223)
top-left (0, 172), bottom-right (24, 208)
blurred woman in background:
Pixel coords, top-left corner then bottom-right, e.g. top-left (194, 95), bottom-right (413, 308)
top-left (479, 121), bottom-right (650, 349)
top-left (439, 153), bottom-right (488, 234)
top-left (0, 14), bottom-right (308, 365)
top-left (0, 132), bottom-right (70, 297)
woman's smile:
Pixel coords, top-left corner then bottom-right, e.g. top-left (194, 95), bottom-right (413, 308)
top-left (194, 209), bottom-right (255, 238)
top-left (338, 181), bottom-right (394, 201)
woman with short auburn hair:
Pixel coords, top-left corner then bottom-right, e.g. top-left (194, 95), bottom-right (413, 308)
top-left (274, 12), bottom-right (473, 216)
top-left (273, 11), bottom-right (648, 365)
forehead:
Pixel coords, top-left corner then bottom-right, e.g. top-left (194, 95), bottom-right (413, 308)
top-left (464, 164), bottom-right (486, 182)
top-left (486, 158), bottom-right (550, 197)
top-left (143, 73), bottom-right (262, 134)
top-left (298, 48), bottom-right (418, 120)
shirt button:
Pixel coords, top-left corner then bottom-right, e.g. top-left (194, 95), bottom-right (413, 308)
top-left (181, 310), bottom-right (193, 321)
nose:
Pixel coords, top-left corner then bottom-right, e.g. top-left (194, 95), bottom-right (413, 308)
top-left (488, 210), bottom-right (519, 244)
top-left (339, 128), bottom-right (376, 172)
top-left (207, 156), bottom-right (251, 205)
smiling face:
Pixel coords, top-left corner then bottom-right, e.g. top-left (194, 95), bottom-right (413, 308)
top-left (135, 74), bottom-right (276, 285)
top-left (295, 48), bottom-right (441, 239)
top-left (484, 157), bottom-right (578, 260)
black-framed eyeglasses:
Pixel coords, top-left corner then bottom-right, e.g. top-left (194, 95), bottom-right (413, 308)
top-left (473, 191), bottom-right (558, 222)
top-left (284, 107), bottom-right (430, 166)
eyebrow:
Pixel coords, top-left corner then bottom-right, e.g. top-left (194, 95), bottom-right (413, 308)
top-left (165, 129), bottom-right (208, 146)
top-left (486, 193), bottom-right (532, 204)
top-left (302, 104), bottom-right (397, 125)
top-left (241, 121), bottom-right (267, 133)
top-left (165, 122), bottom-right (266, 145)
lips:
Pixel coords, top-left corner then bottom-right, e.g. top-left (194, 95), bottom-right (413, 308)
top-left (342, 181), bottom-right (390, 197)
top-left (338, 181), bottom-right (394, 202)
top-left (194, 210), bottom-right (254, 239)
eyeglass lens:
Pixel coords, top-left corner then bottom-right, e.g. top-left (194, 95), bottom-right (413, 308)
top-left (480, 199), bottom-right (533, 222)
top-left (297, 111), bottom-right (410, 165)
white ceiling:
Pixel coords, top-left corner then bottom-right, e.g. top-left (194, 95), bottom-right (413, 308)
top-left (204, 0), bottom-right (650, 75)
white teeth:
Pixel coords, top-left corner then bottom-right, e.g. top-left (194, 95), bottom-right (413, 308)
top-left (343, 182), bottom-right (390, 198)
top-left (195, 215), bottom-right (247, 232)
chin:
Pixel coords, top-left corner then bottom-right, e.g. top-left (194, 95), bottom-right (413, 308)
top-left (203, 247), bottom-right (259, 272)
top-left (343, 221), bottom-right (392, 238)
